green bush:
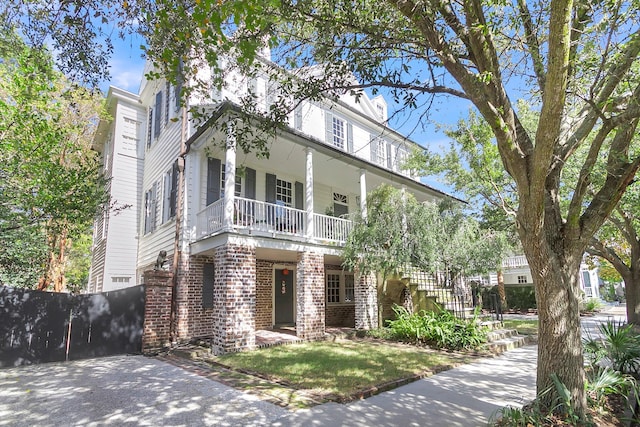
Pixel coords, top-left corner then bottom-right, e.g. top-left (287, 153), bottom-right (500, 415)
top-left (581, 298), bottom-right (603, 313)
top-left (584, 320), bottom-right (640, 374)
top-left (481, 286), bottom-right (537, 312)
top-left (386, 305), bottom-right (487, 350)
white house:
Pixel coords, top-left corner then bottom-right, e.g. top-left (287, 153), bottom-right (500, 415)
top-left (493, 255), bottom-right (601, 299)
top-left (88, 52), bottom-right (455, 353)
top-left (88, 87), bottom-right (145, 293)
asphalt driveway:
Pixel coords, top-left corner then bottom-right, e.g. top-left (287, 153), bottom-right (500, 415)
top-left (0, 355), bottom-right (288, 426)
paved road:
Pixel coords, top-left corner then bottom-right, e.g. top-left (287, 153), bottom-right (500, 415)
top-left (0, 306), bottom-right (625, 427)
top-left (0, 355), bottom-right (287, 426)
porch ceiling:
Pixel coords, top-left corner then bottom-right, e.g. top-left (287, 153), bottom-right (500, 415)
top-left (198, 121), bottom-right (445, 203)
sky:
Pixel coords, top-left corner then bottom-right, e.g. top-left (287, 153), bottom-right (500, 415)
top-left (105, 35), bottom-right (469, 195)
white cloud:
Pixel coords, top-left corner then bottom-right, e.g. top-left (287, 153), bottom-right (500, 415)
top-left (107, 55), bottom-right (144, 94)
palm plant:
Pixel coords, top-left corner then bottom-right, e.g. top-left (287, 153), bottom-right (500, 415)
top-left (583, 320), bottom-right (640, 374)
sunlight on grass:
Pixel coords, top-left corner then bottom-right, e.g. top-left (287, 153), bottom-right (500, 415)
top-left (503, 319), bottom-right (538, 335)
top-left (217, 340), bottom-right (462, 398)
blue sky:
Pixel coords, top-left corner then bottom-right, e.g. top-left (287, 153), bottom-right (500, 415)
top-left (105, 36), bottom-right (467, 195)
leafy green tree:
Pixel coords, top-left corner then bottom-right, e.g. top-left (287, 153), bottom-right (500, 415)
top-left (7, 0), bottom-right (640, 416)
top-left (587, 188), bottom-right (640, 322)
top-left (344, 185), bottom-right (506, 324)
top-left (0, 31), bottom-right (108, 291)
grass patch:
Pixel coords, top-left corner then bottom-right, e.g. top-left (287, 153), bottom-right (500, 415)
top-left (503, 319), bottom-right (538, 335)
top-left (217, 339), bottom-right (469, 401)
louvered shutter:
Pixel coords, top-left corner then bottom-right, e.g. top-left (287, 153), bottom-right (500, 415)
top-left (325, 112), bottom-right (333, 145)
top-left (206, 158), bottom-right (221, 205)
top-left (295, 181), bottom-right (304, 210)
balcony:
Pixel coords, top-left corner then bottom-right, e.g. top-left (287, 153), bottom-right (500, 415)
top-left (502, 255), bottom-right (529, 269)
top-left (196, 197), bottom-right (353, 245)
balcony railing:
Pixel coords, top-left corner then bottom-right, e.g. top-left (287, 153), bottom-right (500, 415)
top-left (502, 255), bottom-right (529, 269)
top-left (195, 197), bottom-right (353, 244)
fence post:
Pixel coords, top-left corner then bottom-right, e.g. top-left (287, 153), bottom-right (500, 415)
top-left (142, 270), bottom-right (174, 353)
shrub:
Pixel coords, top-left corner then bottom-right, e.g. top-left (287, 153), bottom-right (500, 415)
top-left (386, 305), bottom-right (487, 350)
top-left (581, 298), bottom-right (603, 313)
top-left (583, 320), bottom-right (640, 374)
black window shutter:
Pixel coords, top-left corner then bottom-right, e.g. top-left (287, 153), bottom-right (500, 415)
top-left (245, 168), bottom-right (256, 200)
top-left (146, 108), bottom-right (153, 148)
top-left (295, 181), bottom-right (304, 210)
top-left (154, 91), bottom-right (162, 137)
top-left (164, 82), bottom-right (170, 125)
top-left (265, 173), bottom-right (276, 203)
top-left (170, 160), bottom-right (178, 217)
top-left (206, 158), bottom-right (221, 205)
top-left (202, 263), bottom-right (215, 308)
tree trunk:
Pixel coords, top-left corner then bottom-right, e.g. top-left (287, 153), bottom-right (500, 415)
top-left (525, 244), bottom-right (587, 416)
top-left (624, 267), bottom-right (640, 325)
top-left (497, 269), bottom-right (507, 309)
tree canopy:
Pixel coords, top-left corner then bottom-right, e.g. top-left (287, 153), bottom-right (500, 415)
top-left (0, 30), bottom-right (108, 291)
top-left (5, 0), bottom-right (640, 417)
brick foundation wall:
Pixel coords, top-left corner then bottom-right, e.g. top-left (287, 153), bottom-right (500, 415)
top-left (296, 252), bottom-right (325, 339)
top-left (142, 270), bottom-right (173, 352)
top-left (175, 253), bottom-right (216, 339)
top-left (326, 304), bottom-right (355, 327)
top-left (212, 244), bottom-right (256, 353)
top-left (355, 272), bottom-right (378, 330)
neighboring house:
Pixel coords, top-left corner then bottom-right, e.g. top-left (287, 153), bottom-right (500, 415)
top-left (490, 255), bottom-right (601, 299)
top-left (88, 52), bottom-right (453, 353)
top-left (88, 87), bottom-right (145, 293)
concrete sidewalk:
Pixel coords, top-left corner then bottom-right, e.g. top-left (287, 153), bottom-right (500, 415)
top-left (0, 346), bottom-right (538, 427)
top-left (274, 345), bottom-right (538, 427)
top-left (0, 355), bottom-right (288, 426)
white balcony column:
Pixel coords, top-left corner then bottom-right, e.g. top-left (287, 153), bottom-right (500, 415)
top-left (223, 121), bottom-right (237, 231)
top-left (305, 147), bottom-right (315, 238)
top-left (359, 169), bottom-right (367, 219)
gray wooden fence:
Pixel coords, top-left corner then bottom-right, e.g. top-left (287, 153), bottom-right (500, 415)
top-left (0, 285), bottom-right (145, 367)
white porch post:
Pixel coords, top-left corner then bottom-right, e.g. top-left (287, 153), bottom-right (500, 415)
top-left (223, 121), bottom-right (237, 231)
top-left (305, 147), bottom-right (314, 239)
top-left (359, 169), bottom-right (367, 218)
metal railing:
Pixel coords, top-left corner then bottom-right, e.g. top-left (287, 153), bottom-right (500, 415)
top-left (502, 255), bottom-right (528, 269)
top-left (197, 198), bottom-right (354, 241)
top-left (403, 268), bottom-right (472, 319)
top-left (196, 199), bottom-right (224, 237)
top-left (313, 213), bottom-right (353, 243)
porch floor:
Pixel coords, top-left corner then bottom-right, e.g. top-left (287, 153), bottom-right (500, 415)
top-left (255, 327), bottom-right (357, 349)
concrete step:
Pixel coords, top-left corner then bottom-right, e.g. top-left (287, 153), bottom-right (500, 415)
top-left (486, 328), bottom-right (518, 341)
top-left (479, 320), bottom-right (503, 331)
top-left (483, 333), bottom-right (533, 354)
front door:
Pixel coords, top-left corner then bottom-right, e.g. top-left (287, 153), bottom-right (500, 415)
top-left (274, 268), bottom-right (294, 325)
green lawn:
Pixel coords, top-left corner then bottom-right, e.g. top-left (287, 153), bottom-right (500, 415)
top-left (217, 339), bottom-right (470, 400)
top-left (502, 319), bottom-right (538, 335)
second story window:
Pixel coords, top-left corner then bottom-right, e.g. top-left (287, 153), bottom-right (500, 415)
top-left (331, 116), bottom-right (345, 149)
top-left (221, 165), bottom-right (242, 197)
top-left (517, 275), bottom-right (528, 284)
top-left (370, 136), bottom-right (386, 166)
top-left (276, 178), bottom-right (292, 206)
top-left (143, 183), bottom-right (158, 234)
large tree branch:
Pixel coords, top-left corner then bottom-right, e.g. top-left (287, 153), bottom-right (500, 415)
top-left (532, 0), bottom-right (572, 212)
top-left (516, 0), bottom-right (545, 89)
top-left (587, 237), bottom-right (631, 277)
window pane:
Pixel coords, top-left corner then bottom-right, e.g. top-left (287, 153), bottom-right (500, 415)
top-left (332, 117), bottom-right (345, 149)
top-left (344, 274), bottom-right (355, 302)
top-left (327, 273), bottom-right (340, 303)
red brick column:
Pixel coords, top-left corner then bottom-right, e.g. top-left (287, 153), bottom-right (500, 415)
top-left (142, 270), bottom-right (173, 353)
top-left (212, 244), bottom-right (256, 353)
top-left (296, 251), bottom-right (325, 340)
top-left (355, 271), bottom-right (378, 330)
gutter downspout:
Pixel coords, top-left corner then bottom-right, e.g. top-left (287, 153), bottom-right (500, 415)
top-left (170, 103), bottom-right (189, 344)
